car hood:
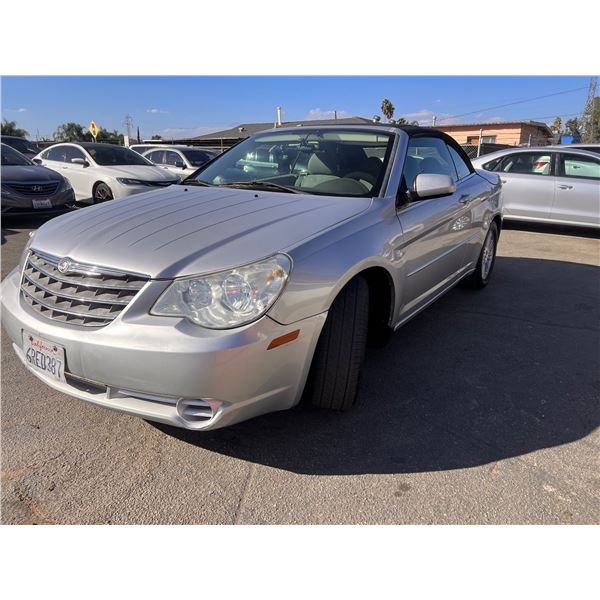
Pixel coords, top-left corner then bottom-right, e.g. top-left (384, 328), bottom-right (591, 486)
top-left (31, 186), bottom-right (372, 278)
top-left (101, 164), bottom-right (178, 182)
top-left (1, 164), bottom-right (64, 183)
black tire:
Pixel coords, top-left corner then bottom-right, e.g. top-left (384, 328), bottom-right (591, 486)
top-left (93, 182), bottom-right (113, 203)
top-left (462, 222), bottom-right (498, 289)
top-left (306, 277), bottom-right (369, 411)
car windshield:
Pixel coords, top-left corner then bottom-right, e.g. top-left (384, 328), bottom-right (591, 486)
top-left (86, 145), bottom-right (154, 166)
top-left (4, 137), bottom-right (40, 155)
top-left (189, 129), bottom-right (394, 197)
top-left (182, 149), bottom-right (215, 167)
top-left (1, 144), bottom-right (33, 166)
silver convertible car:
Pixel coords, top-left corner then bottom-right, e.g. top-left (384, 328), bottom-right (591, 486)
top-left (1, 125), bottom-right (502, 430)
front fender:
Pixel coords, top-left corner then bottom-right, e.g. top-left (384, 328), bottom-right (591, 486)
top-left (268, 197), bottom-right (403, 325)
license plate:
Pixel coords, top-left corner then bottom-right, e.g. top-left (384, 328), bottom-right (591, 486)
top-left (23, 332), bottom-right (66, 383)
top-left (32, 199), bottom-right (52, 209)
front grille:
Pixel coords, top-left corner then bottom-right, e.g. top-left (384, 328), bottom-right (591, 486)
top-left (6, 182), bottom-right (60, 195)
top-left (145, 180), bottom-right (177, 187)
top-left (20, 250), bottom-right (149, 327)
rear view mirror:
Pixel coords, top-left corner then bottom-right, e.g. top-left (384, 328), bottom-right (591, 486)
top-left (413, 174), bottom-right (456, 199)
top-left (71, 158), bottom-right (90, 167)
top-left (32, 158), bottom-right (42, 165)
top-left (175, 161), bottom-right (186, 169)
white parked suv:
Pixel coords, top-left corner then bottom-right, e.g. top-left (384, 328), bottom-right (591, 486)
top-left (34, 142), bottom-right (180, 203)
top-left (142, 145), bottom-right (216, 179)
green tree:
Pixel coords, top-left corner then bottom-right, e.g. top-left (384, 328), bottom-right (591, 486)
top-left (54, 122), bottom-right (86, 141)
top-left (550, 116), bottom-right (563, 135)
top-left (151, 134), bottom-right (162, 140)
top-left (564, 118), bottom-right (581, 136)
top-left (1, 119), bottom-right (28, 137)
top-left (381, 99), bottom-right (395, 123)
top-left (582, 97), bottom-right (600, 143)
top-left (95, 128), bottom-right (124, 145)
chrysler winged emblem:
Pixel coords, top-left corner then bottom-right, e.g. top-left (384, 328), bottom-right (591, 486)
top-left (57, 258), bottom-right (72, 274)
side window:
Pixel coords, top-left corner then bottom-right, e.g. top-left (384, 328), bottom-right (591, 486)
top-left (447, 145), bottom-right (472, 180)
top-left (482, 157), bottom-right (502, 171)
top-left (44, 146), bottom-right (66, 162)
top-left (402, 136), bottom-right (457, 191)
top-left (63, 146), bottom-right (86, 163)
top-left (164, 151), bottom-right (181, 166)
top-left (146, 150), bottom-right (165, 164)
top-left (559, 153), bottom-right (600, 180)
top-left (499, 152), bottom-right (552, 176)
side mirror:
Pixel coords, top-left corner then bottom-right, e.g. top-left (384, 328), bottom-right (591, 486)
top-left (71, 157), bottom-right (90, 167)
top-left (175, 160), bottom-right (186, 169)
top-left (32, 158), bottom-right (42, 165)
top-left (413, 174), bottom-right (456, 199)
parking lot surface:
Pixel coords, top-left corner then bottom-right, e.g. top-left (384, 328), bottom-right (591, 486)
top-left (1, 215), bottom-right (599, 524)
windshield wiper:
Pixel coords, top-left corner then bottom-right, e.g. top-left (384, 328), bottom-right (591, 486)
top-left (181, 179), bottom-right (214, 187)
top-left (218, 181), bottom-right (302, 194)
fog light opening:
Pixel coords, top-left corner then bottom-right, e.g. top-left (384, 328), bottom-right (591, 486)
top-left (176, 398), bottom-right (216, 423)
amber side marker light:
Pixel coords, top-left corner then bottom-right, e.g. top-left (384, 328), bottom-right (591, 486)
top-left (268, 329), bottom-right (300, 350)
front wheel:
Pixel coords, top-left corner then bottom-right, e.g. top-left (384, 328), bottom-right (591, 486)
top-left (93, 182), bottom-right (114, 203)
top-left (305, 277), bottom-right (369, 411)
top-left (463, 222), bottom-right (498, 289)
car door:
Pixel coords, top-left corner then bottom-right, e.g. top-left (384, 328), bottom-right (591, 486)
top-left (60, 145), bottom-right (92, 200)
top-left (145, 149), bottom-right (166, 169)
top-left (163, 150), bottom-right (188, 176)
top-left (396, 136), bottom-right (475, 318)
top-left (552, 152), bottom-right (600, 227)
top-left (39, 145), bottom-right (67, 174)
top-left (496, 150), bottom-right (556, 221)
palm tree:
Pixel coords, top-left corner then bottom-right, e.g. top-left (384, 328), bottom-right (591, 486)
top-left (1, 119), bottom-right (28, 137)
top-left (381, 99), bottom-right (395, 123)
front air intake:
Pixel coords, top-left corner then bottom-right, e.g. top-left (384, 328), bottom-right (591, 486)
top-left (176, 398), bottom-right (215, 423)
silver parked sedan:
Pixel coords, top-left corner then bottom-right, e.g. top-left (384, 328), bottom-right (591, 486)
top-left (472, 147), bottom-right (599, 228)
top-left (1, 125), bottom-right (502, 430)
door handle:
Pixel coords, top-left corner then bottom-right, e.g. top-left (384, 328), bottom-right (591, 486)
top-left (558, 184), bottom-right (573, 190)
top-left (500, 178), bottom-right (507, 184)
top-left (459, 195), bottom-right (473, 204)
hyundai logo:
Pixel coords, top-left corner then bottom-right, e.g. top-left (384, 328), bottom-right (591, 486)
top-left (32, 185), bottom-right (43, 192)
top-left (57, 258), bottom-right (72, 274)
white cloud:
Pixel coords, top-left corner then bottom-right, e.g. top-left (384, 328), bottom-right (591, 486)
top-left (306, 108), bottom-right (350, 120)
top-left (146, 108), bottom-right (169, 114)
top-left (17, 107), bottom-right (28, 112)
top-left (3, 107), bottom-right (28, 113)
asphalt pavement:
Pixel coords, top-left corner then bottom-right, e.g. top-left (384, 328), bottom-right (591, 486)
top-left (1, 214), bottom-right (599, 524)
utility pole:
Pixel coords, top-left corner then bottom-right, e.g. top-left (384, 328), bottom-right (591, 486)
top-left (334, 110), bottom-right (338, 120)
top-left (432, 115), bottom-right (437, 127)
top-left (582, 77), bottom-right (598, 142)
top-left (123, 114), bottom-right (134, 141)
top-left (477, 128), bottom-right (483, 157)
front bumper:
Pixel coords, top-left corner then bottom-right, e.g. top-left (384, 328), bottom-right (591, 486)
top-left (1, 267), bottom-right (326, 430)
top-left (1, 187), bottom-right (76, 214)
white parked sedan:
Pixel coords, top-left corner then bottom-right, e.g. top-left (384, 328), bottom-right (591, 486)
top-left (472, 147), bottom-right (599, 228)
top-left (142, 145), bottom-right (216, 179)
top-left (33, 142), bottom-right (180, 203)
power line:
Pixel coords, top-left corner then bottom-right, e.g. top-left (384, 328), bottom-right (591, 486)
top-left (434, 86), bottom-right (588, 124)
top-left (420, 111), bottom-right (584, 126)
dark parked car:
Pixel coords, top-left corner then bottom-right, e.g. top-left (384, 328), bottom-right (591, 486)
top-left (1, 135), bottom-right (42, 158)
top-left (1, 143), bottom-right (75, 215)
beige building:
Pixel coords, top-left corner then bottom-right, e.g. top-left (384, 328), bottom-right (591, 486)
top-left (435, 121), bottom-right (553, 147)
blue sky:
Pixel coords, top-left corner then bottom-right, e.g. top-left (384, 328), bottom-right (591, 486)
top-left (1, 76), bottom-right (592, 140)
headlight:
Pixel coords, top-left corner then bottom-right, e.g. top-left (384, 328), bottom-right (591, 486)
top-left (59, 177), bottom-right (73, 191)
top-left (116, 178), bottom-right (145, 185)
top-left (19, 231), bottom-right (35, 271)
top-left (152, 254), bottom-right (291, 329)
